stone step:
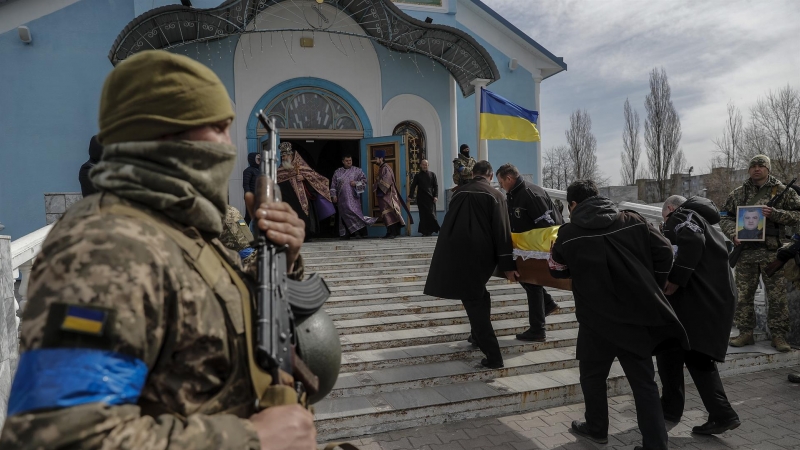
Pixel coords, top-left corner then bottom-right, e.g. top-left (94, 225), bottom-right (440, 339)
top-left (304, 251), bottom-right (433, 264)
top-left (315, 349), bottom-right (800, 441)
top-left (302, 237), bottom-right (437, 251)
top-left (333, 302), bottom-right (576, 334)
top-left (305, 257), bottom-right (433, 271)
top-left (330, 347), bottom-right (579, 398)
top-left (303, 247), bottom-right (434, 259)
top-left (328, 277), bottom-right (512, 297)
top-left (313, 264), bottom-right (431, 279)
top-left (339, 329), bottom-right (579, 372)
top-left (338, 314), bottom-right (579, 350)
top-left (324, 283), bottom-right (542, 308)
top-left (324, 273), bottom-right (429, 287)
top-left (325, 295), bottom-right (573, 320)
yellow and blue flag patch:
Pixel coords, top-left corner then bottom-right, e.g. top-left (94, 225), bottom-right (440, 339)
top-left (61, 305), bottom-right (107, 335)
top-left (479, 88), bottom-right (540, 142)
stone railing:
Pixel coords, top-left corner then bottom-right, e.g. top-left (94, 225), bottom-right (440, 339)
top-left (1, 224), bottom-right (52, 428)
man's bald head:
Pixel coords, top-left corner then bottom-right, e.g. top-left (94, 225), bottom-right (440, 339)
top-left (662, 195), bottom-right (687, 222)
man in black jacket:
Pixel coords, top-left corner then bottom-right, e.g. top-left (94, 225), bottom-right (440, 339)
top-left (659, 195), bottom-right (740, 434)
top-left (425, 161), bottom-right (516, 369)
top-left (496, 163), bottom-right (562, 341)
top-left (550, 180), bottom-right (688, 450)
top-left (78, 135), bottom-right (103, 197)
top-left (242, 151), bottom-right (261, 224)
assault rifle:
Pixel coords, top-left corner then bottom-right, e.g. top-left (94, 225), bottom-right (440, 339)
top-left (254, 111), bottom-right (331, 405)
top-left (729, 177), bottom-right (797, 268)
top-left (765, 234), bottom-right (800, 277)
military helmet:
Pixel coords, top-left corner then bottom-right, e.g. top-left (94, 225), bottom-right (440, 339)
top-left (294, 308), bottom-right (341, 404)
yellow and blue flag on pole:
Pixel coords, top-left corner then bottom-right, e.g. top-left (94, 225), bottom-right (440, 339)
top-left (479, 88), bottom-right (540, 142)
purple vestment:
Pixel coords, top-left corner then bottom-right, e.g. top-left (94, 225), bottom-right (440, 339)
top-left (331, 166), bottom-right (377, 236)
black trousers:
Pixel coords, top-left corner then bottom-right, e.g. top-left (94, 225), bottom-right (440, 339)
top-left (520, 283), bottom-right (558, 333)
top-left (656, 348), bottom-right (738, 423)
top-left (580, 353), bottom-right (668, 450)
top-left (461, 288), bottom-right (502, 364)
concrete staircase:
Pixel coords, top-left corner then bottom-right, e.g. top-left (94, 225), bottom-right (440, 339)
top-left (304, 237), bottom-right (800, 441)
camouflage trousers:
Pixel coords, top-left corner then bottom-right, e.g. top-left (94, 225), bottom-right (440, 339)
top-left (734, 247), bottom-right (789, 336)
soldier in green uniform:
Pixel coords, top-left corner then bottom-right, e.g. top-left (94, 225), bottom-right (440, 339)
top-left (452, 144), bottom-right (477, 186)
top-left (0, 51), bottom-right (316, 449)
top-left (720, 155), bottom-right (800, 352)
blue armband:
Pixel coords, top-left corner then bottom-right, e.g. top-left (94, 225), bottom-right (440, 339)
top-left (239, 247), bottom-right (255, 259)
top-left (7, 348), bottom-right (147, 416)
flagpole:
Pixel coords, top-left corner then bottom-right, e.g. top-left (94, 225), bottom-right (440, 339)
top-left (470, 79), bottom-right (490, 161)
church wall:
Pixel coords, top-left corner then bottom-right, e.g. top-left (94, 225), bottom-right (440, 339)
top-left (0, 0), bottom-right (134, 239)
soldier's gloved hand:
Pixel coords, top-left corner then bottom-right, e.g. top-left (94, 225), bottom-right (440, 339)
top-left (250, 404), bottom-right (316, 450)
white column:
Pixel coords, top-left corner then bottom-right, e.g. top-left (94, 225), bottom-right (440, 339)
top-left (450, 75), bottom-right (459, 188)
top-left (532, 69), bottom-right (543, 185)
top-left (470, 78), bottom-right (490, 161)
top-left (18, 259), bottom-right (33, 312)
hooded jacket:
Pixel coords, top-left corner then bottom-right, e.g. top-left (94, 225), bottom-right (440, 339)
top-left (78, 135), bottom-right (103, 197)
top-left (242, 152), bottom-right (260, 195)
top-left (550, 196), bottom-right (689, 359)
top-left (662, 196), bottom-right (736, 361)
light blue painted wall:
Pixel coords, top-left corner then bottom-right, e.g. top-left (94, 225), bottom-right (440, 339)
top-left (168, 37), bottom-right (237, 99)
top-left (0, 0), bottom-right (134, 239)
top-left (402, 7), bottom-right (541, 183)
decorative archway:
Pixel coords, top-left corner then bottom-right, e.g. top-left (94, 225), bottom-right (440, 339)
top-left (109, 0), bottom-right (499, 97)
top-left (246, 77), bottom-right (372, 153)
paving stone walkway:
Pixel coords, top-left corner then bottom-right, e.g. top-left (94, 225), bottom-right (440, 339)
top-left (323, 367), bottom-right (800, 450)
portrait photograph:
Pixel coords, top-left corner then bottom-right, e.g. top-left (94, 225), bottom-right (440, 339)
top-left (736, 206), bottom-right (766, 241)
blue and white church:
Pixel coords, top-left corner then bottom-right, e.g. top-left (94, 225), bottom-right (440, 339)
top-left (0, 0), bottom-right (566, 239)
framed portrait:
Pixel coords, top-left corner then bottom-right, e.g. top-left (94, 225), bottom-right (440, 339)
top-left (736, 206), bottom-right (766, 241)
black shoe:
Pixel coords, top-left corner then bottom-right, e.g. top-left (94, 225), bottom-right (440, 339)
top-left (664, 414), bottom-right (681, 423)
top-left (790, 373), bottom-right (800, 383)
top-left (545, 303), bottom-right (560, 317)
top-left (691, 418), bottom-right (741, 435)
top-left (515, 329), bottom-right (546, 342)
top-left (570, 421), bottom-right (608, 444)
top-left (480, 358), bottom-right (504, 369)
top-left (339, 235), bottom-right (350, 240)
top-left (381, 234), bottom-right (392, 239)
top-left (467, 334), bottom-right (479, 348)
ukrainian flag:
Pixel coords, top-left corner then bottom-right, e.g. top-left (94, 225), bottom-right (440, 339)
top-left (479, 88), bottom-right (540, 142)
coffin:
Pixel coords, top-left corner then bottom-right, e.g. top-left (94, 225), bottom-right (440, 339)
top-left (493, 257), bottom-right (572, 291)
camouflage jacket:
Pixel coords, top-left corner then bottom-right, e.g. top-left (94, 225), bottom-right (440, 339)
top-left (0, 194), bottom-right (302, 449)
top-left (452, 154), bottom-right (476, 186)
top-left (719, 175), bottom-right (800, 250)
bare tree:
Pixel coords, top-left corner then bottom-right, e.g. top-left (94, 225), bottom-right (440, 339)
top-left (749, 85), bottom-right (800, 181)
top-left (565, 109), bottom-right (603, 182)
top-left (542, 145), bottom-right (573, 190)
top-left (644, 67), bottom-right (682, 201)
top-left (672, 149), bottom-right (688, 174)
top-left (709, 101), bottom-right (745, 199)
top-left (620, 98), bottom-right (641, 185)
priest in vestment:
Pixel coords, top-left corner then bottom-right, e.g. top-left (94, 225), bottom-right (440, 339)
top-left (331, 154), bottom-right (376, 239)
top-left (373, 150), bottom-right (406, 238)
top-left (276, 142), bottom-right (335, 239)
top-left (409, 159), bottom-right (440, 236)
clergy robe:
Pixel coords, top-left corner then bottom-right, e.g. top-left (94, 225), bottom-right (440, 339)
top-left (374, 163), bottom-right (405, 227)
top-left (410, 170), bottom-right (440, 235)
top-left (331, 165), bottom-right (377, 236)
top-left (277, 152), bottom-right (334, 235)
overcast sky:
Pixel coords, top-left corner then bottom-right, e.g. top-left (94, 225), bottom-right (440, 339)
top-left (482, 0), bottom-right (800, 185)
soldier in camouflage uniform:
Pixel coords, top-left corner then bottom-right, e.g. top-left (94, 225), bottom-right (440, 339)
top-left (720, 155), bottom-right (800, 353)
top-left (0, 51), bottom-right (315, 449)
top-left (221, 205), bottom-right (257, 268)
top-left (452, 144), bottom-right (477, 187)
